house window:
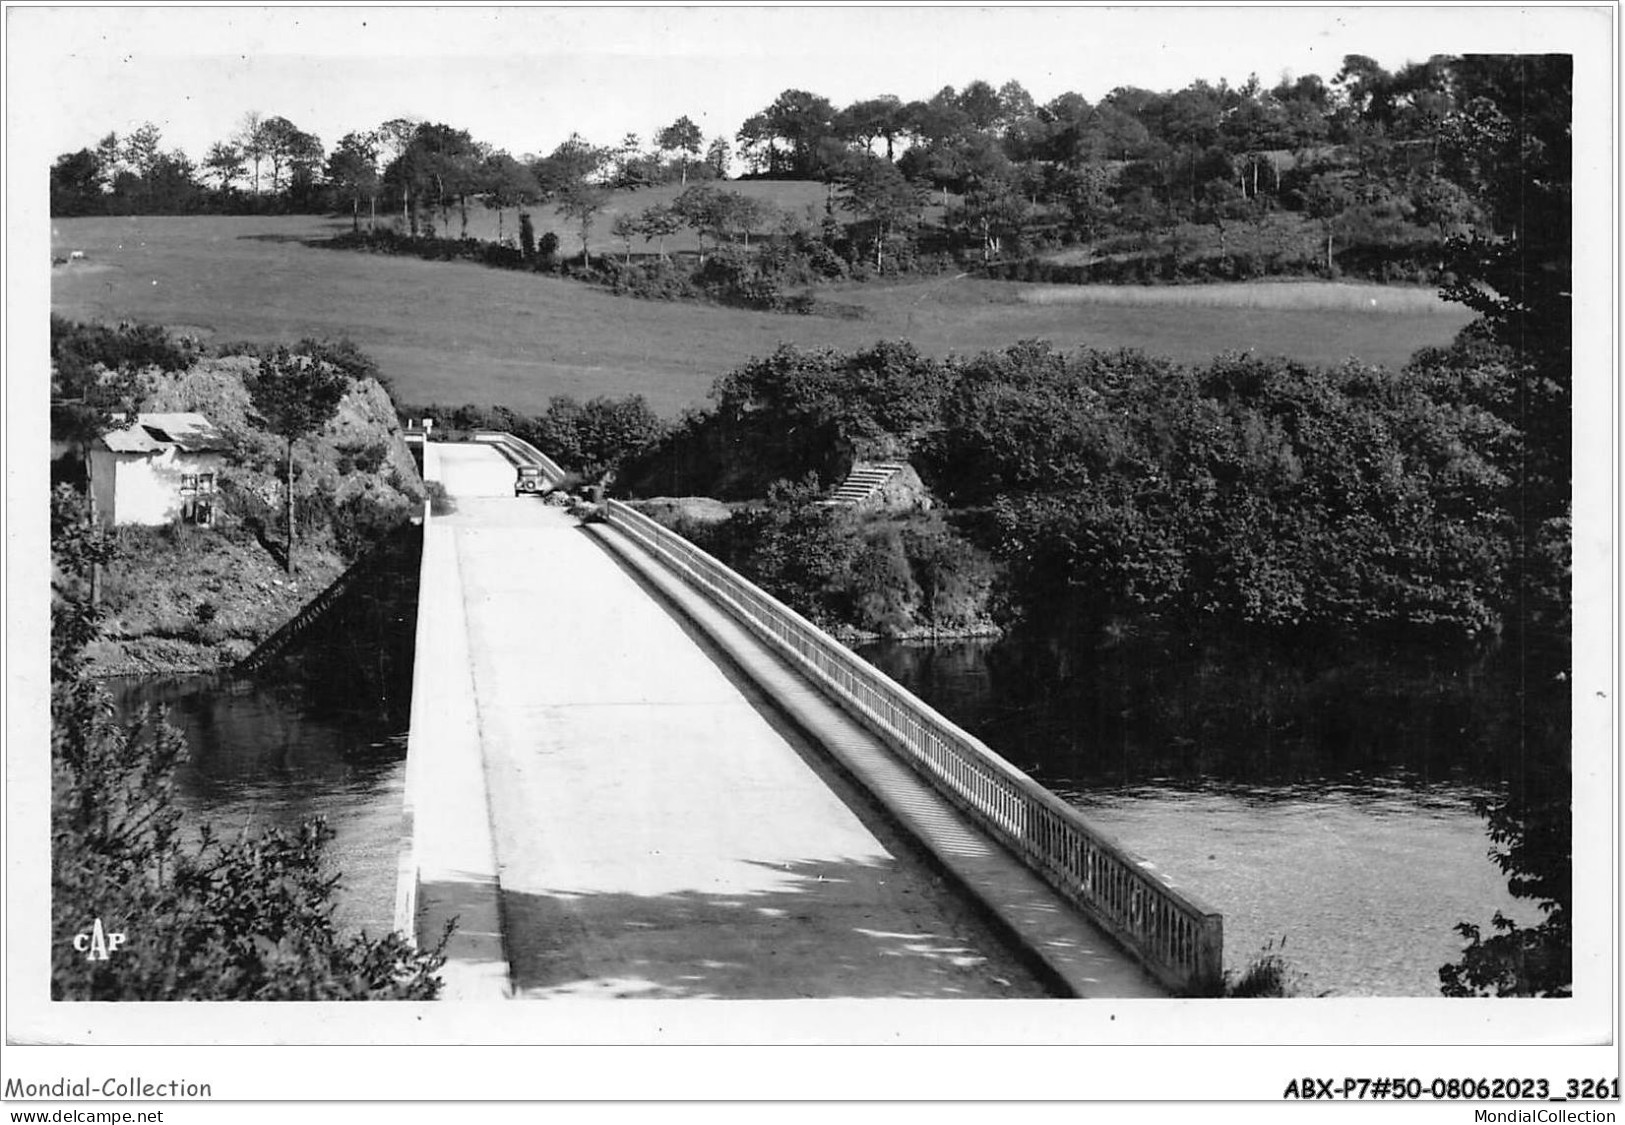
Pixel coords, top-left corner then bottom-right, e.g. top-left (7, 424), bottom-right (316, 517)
top-left (180, 469), bottom-right (217, 526)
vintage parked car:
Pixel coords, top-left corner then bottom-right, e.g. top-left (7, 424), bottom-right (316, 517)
top-left (514, 464), bottom-right (550, 496)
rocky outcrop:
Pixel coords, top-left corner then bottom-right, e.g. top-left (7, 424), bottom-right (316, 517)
top-left (826, 461), bottom-right (933, 513)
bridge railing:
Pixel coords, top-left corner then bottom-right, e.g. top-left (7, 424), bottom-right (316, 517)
top-left (602, 498), bottom-right (1224, 993)
top-left (472, 432), bottom-right (570, 490)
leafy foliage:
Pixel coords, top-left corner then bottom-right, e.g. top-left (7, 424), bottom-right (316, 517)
top-left (50, 493), bottom-right (445, 1000)
top-left (52, 699), bottom-right (446, 1000)
top-left (700, 476), bottom-right (862, 628)
top-left (527, 394), bottom-right (666, 484)
top-left (1431, 55), bottom-right (1571, 998)
top-left (51, 55), bottom-right (1558, 295)
top-left (1223, 938), bottom-right (1306, 998)
top-left (400, 395), bottom-right (667, 487)
top-left (648, 338), bottom-right (1517, 641)
top-left (247, 346), bottom-right (352, 571)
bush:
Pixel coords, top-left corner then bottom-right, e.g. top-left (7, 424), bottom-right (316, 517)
top-left (52, 684), bottom-right (448, 999)
top-left (330, 490), bottom-right (414, 560)
top-left (50, 507), bottom-right (445, 999)
top-left (335, 439), bottom-right (390, 476)
top-left (847, 527), bottom-right (917, 636)
top-left (901, 519), bottom-right (998, 630)
top-left (603, 257), bottom-right (700, 302)
top-left (535, 231), bottom-right (560, 269)
top-left (1223, 938), bottom-right (1303, 997)
top-left (51, 315), bottom-right (201, 390)
top-left (519, 212), bottom-right (536, 260)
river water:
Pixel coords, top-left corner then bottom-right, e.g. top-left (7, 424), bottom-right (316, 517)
top-left (110, 674), bottom-right (408, 939)
top-left (106, 619), bottom-right (1548, 996)
top-left (857, 631), bottom-right (1551, 996)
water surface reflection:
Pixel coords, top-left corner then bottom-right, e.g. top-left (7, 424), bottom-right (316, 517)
top-left (859, 631), bottom-right (1550, 995)
top-left (110, 674), bottom-right (407, 937)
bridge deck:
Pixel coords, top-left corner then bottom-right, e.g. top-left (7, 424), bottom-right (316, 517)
top-left (422, 443), bottom-right (1160, 999)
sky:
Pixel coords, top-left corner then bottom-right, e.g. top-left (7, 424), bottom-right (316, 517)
top-left (10, 4), bottom-right (1601, 167)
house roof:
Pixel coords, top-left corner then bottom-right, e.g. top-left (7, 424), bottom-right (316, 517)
top-left (101, 412), bottom-right (229, 454)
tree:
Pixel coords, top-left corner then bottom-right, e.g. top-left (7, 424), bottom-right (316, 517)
top-left (389, 123), bottom-right (481, 237)
top-left (50, 149), bottom-right (104, 215)
top-left (734, 113), bottom-right (776, 176)
top-left (754, 88), bottom-right (839, 177)
top-left (481, 151), bottom-right (539, 244)
top-left (840, 156), bottom-right (925, 268)
top-left (1055, 162), bottom-right (1115, 242)
top-left (1434, 54), bottom-right (1573, 999)
top-left (611, 132), bottom-right (652, 189)
top-left (1411, 174), bottom-right (1480, 242)
top-left (246, 347), bottom-right (350, 572)
top-left (202, 141), bottom-right (247, 196)
top-left (611, 212), bottom-right (638, 264)
top-left (120, 122), bottom-right (164, 204)
top-left (636, 202), bottom-right (682, 259)
top-left (1439, 54), bottom-right (1572, 495)
top-left (995, 80), bottom-right (1037, 134)
top-left (672, 184), bottom-right (725, 262)
top-left (1199, 176), bottom-right (1250, 257)
top-left (532, 132), bottom-right (609, 195)
top-left (714, 192), bottom-right (770, 248)
top-left (705, 135), bottom-right (732, 179)
top-left (1300, 171), bottom-right (1354, 272)
top-left (327, 131), bottom-right (380, 232)
top-left (374, 117), bottom-right (422, 226)
top-left (234, 111), bottom-right (270, 194)
top-left (145, 150), bottom-right (202, 213)
top-left (656, 115), bottom-right (704, 185)
top-left (838, 96), bottom-right (904, 159)
top-left (558, 182), bottom-right (611, 266)
top-left (534, 133), bottom-right (613, 259)
top-left (951, 134), bottom-right (1023, 262)
top-left (957, 80), bottom-right (1004, 130)
top-left (518, 211), bottom-right (537, 260)
top-left (94, 132), bottom-right (122, 193)
top-left (257, 116), bottom-right (324, 200)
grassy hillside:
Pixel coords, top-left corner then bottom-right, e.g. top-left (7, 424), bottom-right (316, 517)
top-left (51, 212), bottom-right (1476, 419)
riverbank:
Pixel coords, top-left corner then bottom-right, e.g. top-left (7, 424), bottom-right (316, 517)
top-left (84, 525), bottom-right (347, 677)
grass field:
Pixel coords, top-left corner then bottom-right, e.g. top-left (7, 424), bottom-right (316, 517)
top-left (1017, 280), bottom-right (1452, 313)
top-left (49, 213), bottom-right (1477, 419)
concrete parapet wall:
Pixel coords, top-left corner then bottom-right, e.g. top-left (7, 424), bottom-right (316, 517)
top-left (601, 499), bottom-right (1222, 994)
top-left (396, 491), bottom-right (512, 1000)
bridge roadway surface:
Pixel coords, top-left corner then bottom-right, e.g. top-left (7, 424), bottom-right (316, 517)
top-left (426, 442), bottom-right (1161, 999)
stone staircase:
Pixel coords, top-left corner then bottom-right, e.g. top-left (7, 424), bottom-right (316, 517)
top-left (825, 462), bottom-right (908, 507)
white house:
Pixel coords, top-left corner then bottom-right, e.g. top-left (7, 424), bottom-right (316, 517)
top-left (89, 412), bottom-right (229, 528)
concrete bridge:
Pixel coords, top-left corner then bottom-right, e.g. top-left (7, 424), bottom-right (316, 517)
top-left (394, 438), bottom-right (1222, 1001)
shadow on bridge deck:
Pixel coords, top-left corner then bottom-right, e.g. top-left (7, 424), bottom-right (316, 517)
top-left (407, 442), bottom-right (1163, 1002)
top-left (587, 518), bottom-right (1165, 1001)
top-left (502, 855), bottom-right (1037, 1000)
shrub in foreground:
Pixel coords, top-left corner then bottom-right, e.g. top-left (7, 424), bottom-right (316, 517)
top-left (52, 679), bottom-right (448, 1000)
top-left (50, 501), bottom-right (445, 1000)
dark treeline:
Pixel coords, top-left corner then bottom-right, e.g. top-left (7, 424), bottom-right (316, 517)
top-left (622, 336), bottom-right (1533, 643)
top-left (51, 55), bottom-right (1564, 286)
